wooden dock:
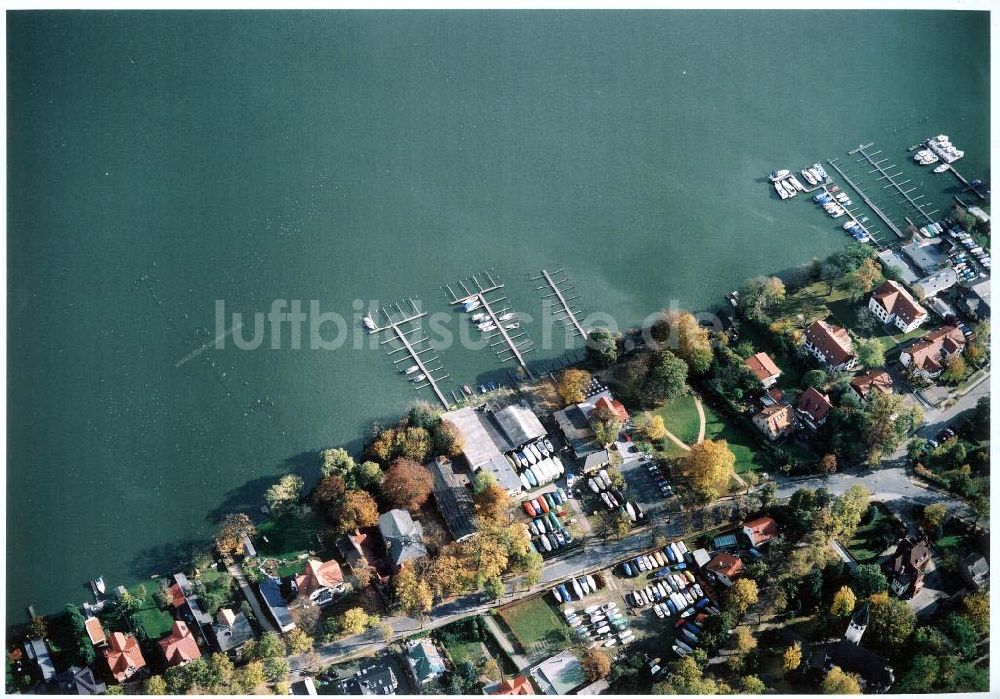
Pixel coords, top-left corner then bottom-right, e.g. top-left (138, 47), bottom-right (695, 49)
top-left (446, 272), bottom-right (534, 379)
top-left (368, 300), bottom-right (451, 409)
top-left (532, 268), bottom-right (587, 338)
top-left (851, 143), bottom-right (937, 223)
top-left (945, 164), bottom-right (987, 201)
top-left (827, 158), bottom-right (907, 240)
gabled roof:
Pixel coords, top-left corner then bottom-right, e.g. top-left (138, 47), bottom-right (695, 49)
top-left (488, 675), bottom-right (536, 695)
top-left (258, 576), bottom-right (295, 632)
top-left (743, 516), bottom-right (778, 545)
top-left (797, 386), bottom-right (833, 423)
top-left (850, 371), bottom-right (894, 399)
top-left (84, 617), bottom-right (106, 646)
top-left (295, 558), bottom-right (345, 598)
top-left (430, 457), bottom-right (478, 542)
top-left (871, 280), bottom-right (926, 324)
top-left (706, 552), bottom-right (744, 579)
top-left (753, 403), bottom-right (795, 437)
top-left (103, 632), bottom-right (146, 682)
top-left (407, 639), bottom-right (446, 682)
top-left (50, 665), bottom-right (107, 695)
top-left (589, 395), bottom-right (629, 423)
top-left (805, 320), bottom-right (855, 366)
top-left (903, 325), bottom-right (966, 373)
top-left (211, 609), bottom-right (255, 654)
top-left (744, 352), bottom-right (781, 382)
top-left (493, 404), bottom-right (547, 447)
top-left (379, 509), bottom-right (427, 567)
top-left (158, 620), bottom-right (201, 667)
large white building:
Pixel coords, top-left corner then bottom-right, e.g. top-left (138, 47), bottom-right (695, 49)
top-left (868, 280), bottom-right (927, 333)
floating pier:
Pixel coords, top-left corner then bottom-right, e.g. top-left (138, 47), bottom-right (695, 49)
top-left (367, 300), bottom-right (451, 409)
top-left (532, 267), bottom-right (587, 338)
top-left (827, 158), bottom-right (906, 240)
top-left (446, 271), bottom-right (534, 379)
top-left (945, 165), bottom-right (987, 201)
top-left (850, 142), bottom-right (937, 223)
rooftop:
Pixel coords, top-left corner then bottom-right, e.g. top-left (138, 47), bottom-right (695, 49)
top-left (429, 457), bottom-right (478, 542)
top-left (744, 352), bottom-right (781, 382)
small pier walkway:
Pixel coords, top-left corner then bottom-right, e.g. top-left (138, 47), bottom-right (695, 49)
top-left (532, 268), bottom-right (587, 338)
top-left (827, 158), bottom-right (906, 239)
top-left (369, 301), bottom-right (451, 410)
top-left (850, 142), bottom-right (937, 222)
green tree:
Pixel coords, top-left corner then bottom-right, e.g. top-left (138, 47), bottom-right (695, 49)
top-left (867, 591), bottom-right (916, 652)
top-left (321, 447), bottom-right (356, 479)
top-left (264, 474), bottom-right (304, 516)
top-left (585, 328), bottom-right (619, 367)
top-left (922, 502), bottom-right (947, 531)
top-left (941, 613), bottom-right (979, 658)
top-left (739, 276), bottom-right (786, 322)
top-left (725, 578), bottom-right (759, 617)
top-left (263, 656), bottom-right (290, 683)
top-left (739, 675), bottom-right (766, 694)
top-left (256, 631), bottom-right (287, 659)
top-left (355, 461), bottom-right (384, 491)
top-left (484, 575), bottom-right (506, 604)
top-left (644, 350), bottom-right (689, 406)
top-left (144, 675), bottom-right (167, 694)
top-left (961, 591), bottom-right (989, 635)
top-left (802, 369), bottom-right (828, 390)
top-left (851, 564), bottom-right (888, 596)
top-left (855, 338), bottom-right (886, 369)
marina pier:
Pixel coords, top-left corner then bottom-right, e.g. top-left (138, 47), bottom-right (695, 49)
top-left (826, 158), bottom-right (906, 239)
top-left (368, 300), bottom-right (451, 409)
top-left (533, 268), bottom-right (587, 338)
top-left (849, 142), bottom-right (938, 223)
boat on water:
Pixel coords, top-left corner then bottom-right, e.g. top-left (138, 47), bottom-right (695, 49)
top-left (933, 164), bottom-right (950, 174)
top-left (470, 312), bottom-right (487, 322)
top-left (801, 169), bottom-right (817, 186)
top-left (363, 315), bottom-right (377, 331)
top-left (497, 312), bottom-right (515, 322)
top-left (768, 169), bottom-right (790, 181)
top-left (781, 180), bottom-right (797, 197)
top-left (462, 384), bottom-right (474, 396)
top-left (403, 365), bottom-right (419, 375)
top-left (92, 576), bottom-right (106, 595)
top-left (813, 163), bottom-right (828, 180)
top-left (478, 323), bottom-right (496, 332)
top-left (774, 181), bottom-right (790, 199)
top-left (463, 300), bottom-right (481, 311)
top-left (504, 322), bottom-right (520, 329)
top-left (789, 177), bottom-right (805, 192)
top-left (410, 373), bottom-right (426, 382)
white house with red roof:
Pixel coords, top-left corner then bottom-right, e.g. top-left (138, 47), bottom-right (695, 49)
top-left (743, 352), bottom-right (782, 388)
top-left (869, 281), bottom-right (927, 333)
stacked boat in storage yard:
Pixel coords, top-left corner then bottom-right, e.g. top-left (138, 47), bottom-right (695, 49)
top-left (586, 469), bottom-right (646, 523)
top-left (521, 484), bottom-right (574, 555)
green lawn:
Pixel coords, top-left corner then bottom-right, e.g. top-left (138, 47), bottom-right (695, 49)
top-left (845, 503), bottom-right (894, 563)
top-left (655, 394), bottom-right (701, 444)
top-left (826, 298), bottom-right (930, 352)
top-left (127, 582), bottom-right (174, 641)
top-left (443, 638), bottom-right (487, 666)
top-left (256, 510), bottom-right (324, 559)
top-left (701, 404), bottom-right (765, 474)
top-left (497, 596), bottom-right (569, 657)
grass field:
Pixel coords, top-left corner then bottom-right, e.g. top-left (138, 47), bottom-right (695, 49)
top-left (127, 582), bottom-right (174, 640)
top-left (497, 596), bottom-right (569, 657)
top-left (701, 404), bottom-right (765, 474)
top-left (655, 394), bottom-right (701, 444)
top-left (845, 503), bottom-right (894, 562)
top-left (257, 510), bottom-right (324, 559)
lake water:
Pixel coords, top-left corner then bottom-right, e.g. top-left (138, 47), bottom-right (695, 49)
top-left (7, 10), bottom-right (989, 615)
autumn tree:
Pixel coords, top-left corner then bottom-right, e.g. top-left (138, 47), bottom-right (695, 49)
top-left (556, 368), bottom-right (591, 405)
top-left (725, 578), bottom-right (759, 617)
top-left (634, 411), bottom-right (667, 441)
top-left (286, 628), bottom-right (314, 654)
top-left (783, 641), bottom-right (803, 672)
top-left (941, 353), bottom-right (968, 383)
top-left (864, 392), bottom-right (920, 465)
top-left (582, 648), bottom-right (612, 682)
top-left (236, 660), bottom-right (267, 693)
top-left (823, 666), bottom-right (861, 694)
top-left (339, 608), bottom-right (377, 636)
top-left (922, 502), bottom-right (947, 532)
top-left (683, 439), bottom-right (735, 501)
top-left (394, 562), bottom-right (434, 615)
top-left (312, 475), bottom-right (347, 511)
top-left (381, 458), bottom-right (435, 511)
top-left (831, 586), bottom-right (857, 617)
top-left (144, 676), bottom-right (167, 694)
top-left (961, 591), bottom-right (989, 635)
top-left (830, 485), bottom-right (870, 540)
top-left (653, 311), bottom-right (713, 373)
top-left (739, 676), bottom-right (766, 694)
top-left (332, 490), bottom-right (379, 534)
top-left (474, 483), bottom-right (512, 525)
top-left (847, 258), bottom-right (883, 300)
top-left (214, 513), bottom-right (256, 557)
top-left (598, 509), bottom-right (632, 542)
top-left (818, 453), bottom-right (838, 475)
top-left (590, 403), bottom-right (623, 445)
top-left (265, 474), bottom-right (304, 516)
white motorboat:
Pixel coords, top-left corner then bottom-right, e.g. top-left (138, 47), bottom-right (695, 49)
top-left (551, 455), bottom-right (565, 475)
top-left (524, 446), bottom-right (538, 465)
top-left (497, 312), bottom-right (515, 322)
top-left (504, 322), bottom-right (520, 329)
top-left (528, 443), bottom-right (543, 462)
top-left (410, 373), bottom-right (426, 382)
top-left (587, 478), bottom-right (600, 494)
top-left (933, 164), bottom-right (950, 173)
top-left (363, 315), bottom-right (377, 331)
top-left (470, 312), bottom-right (487, 322)
top-left (625, 502), bottom-right (637, 522)
top-left (768, 169), bottom-right (790, 181)
top-left (463, 300), bottom-right (481, 311)
top-left (519, 473), bottom-right (532, 491)
top-left (402, 365), bottom-right (419, 375)
top-left (535, 440), bottom-right (550, 457)
top-left (477, 322), bottom-right (496, 331)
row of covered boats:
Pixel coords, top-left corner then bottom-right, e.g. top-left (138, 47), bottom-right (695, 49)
top-left (587, 471), bottom-right (645, 523)
top-left (561, 601), bottom-right (634, 649)
top-left (508, 438), bottom-right (563, 490)
top-left (813, 187), bottom-right (849, 219)
top-left (768, 164), bottom-right (829, 201)
top-left (924, 134), bottom-right (964, 164)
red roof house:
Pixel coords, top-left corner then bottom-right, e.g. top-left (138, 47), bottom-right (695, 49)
top-left (850, 370), bottom-right (894, 401)
top-left (295, 558), bottom-right (346, 606)
top-left (796, 386), bottom-right (833, 428)
top-left (706, 552), bottom-right (745, 587)
top-left (487, 675), bottom-right (536, 695)
top-left (742, 516), bottom-right (779, 546)
top-left (900, 326), bottom-right (966, 378)
top-left (804, 320), bottom-right (857, 371)
top-left (744, 352), bottom-right (782, 387)
top-left (103, 632), bottom-right (146, 683)
top-left (158, 621), bottom-right (202, 668)
top-left (85, 617), bottom-right (107, 647)
top-left (869, 280), bottom-right (927, 333)
top-left (590, 395), bottom-right (629, 423)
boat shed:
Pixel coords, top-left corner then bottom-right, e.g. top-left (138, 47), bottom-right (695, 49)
top-left (877, 250), bottom-right (919, 285)
top-left (902, 241), bottom-right (949, 275)
top-left (429, 457), bottom-right (478, 543)
top-left (493, 404), bottom-right (546, 448)
top-left (441, 406), bottom-right (523, 494)
top-left (553, 405), bottom-right (598, 458)
top-left (914, 267), bottom-right (959, 299)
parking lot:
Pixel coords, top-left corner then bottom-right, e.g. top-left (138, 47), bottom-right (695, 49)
top-left (619, 449), bottom-right (676, 515)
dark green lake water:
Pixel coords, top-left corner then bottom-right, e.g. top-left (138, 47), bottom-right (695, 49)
top-left (7, 11), bottom-right (989, 615)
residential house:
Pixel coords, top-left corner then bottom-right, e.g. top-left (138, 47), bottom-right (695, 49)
top-left (48, 665), bottom-right (107, 695)
top-left (335, 660), bottom-right (399, 695)
top-left (84, 617), bottom-right (107, 648)
top-left (960, 554), bottom-right (989, 591)
top-left (850, 371), bottom-right (894, 401)
top-left (295, 558), bottom-right (346, 607)
top-left (158, 621), bottom-right (202, 668)
top-left (430, 456), bottom-right (478, 543)
top-left (290, 678), bottom-right (319, 695)
top-left (796, 386), bottom-right (833, 429)
top-left (24, 638), bottom-right (56, 682)
top-left (882, 537), bottom-right (933, 599)
top-left (406, 638), bottom-right (447, 685)
top-left (485, 675), bottom-right (536, 695)
top-left (102, 632), bottom-right (146, 684)
top-left (210, 608), bottom-right (256, 656)
top-left (335, 529), bottom-right (389, 586)
top-left (379, 509), bottom-right (428, 570)
top-left (552, 389), bottom-right (622, 461)
top-left (588, 394), bottom-right (629, 424)
top-left (168, 572), bottom-right (214, 643)
top-left (742, 516), bottom-right (778, 547)
top-left (913, 267), bottom-right (959, 299)
top-left (759, 387), bottom-right (784, 407)
top-left (804, 320), bottom-right (857, 371)
top-left (705, 552), bottom-right (744, 587)
top-left (752, 403), bottom-right (796, 441)
top-left (258, 575), bottom-right (296, 632)
top-left (868, 280), bottom-right (927, 333)
top-left (744, 352), bottom-right (782, 388)
top-left (899, 326), bottom-right (966, 379)
top-left (958, 278), bottom-right (991, 321)
top-left (809, 603), bottom-right (894, 693)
